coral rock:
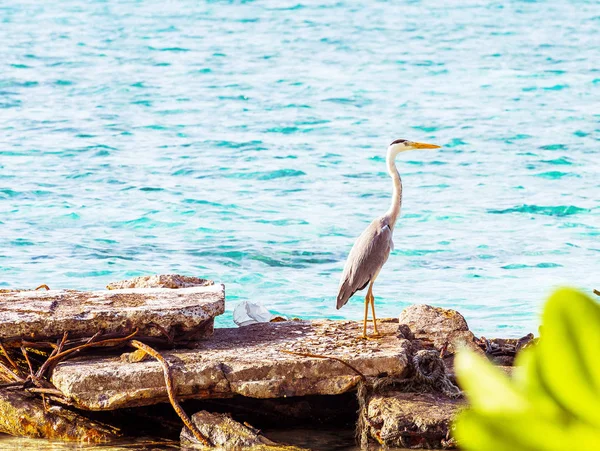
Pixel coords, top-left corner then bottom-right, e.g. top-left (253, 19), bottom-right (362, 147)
top-left (365, 392), bottom-right (463, 449)
top-left (398, 304), bottom-right (481, 354)
top-left (107, 274), bottom-right (213, 290)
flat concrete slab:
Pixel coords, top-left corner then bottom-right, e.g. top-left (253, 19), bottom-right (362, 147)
top-left (0, 285), bottom-right (224, 341)
top-left (51, 319), bottom-right (409, 411)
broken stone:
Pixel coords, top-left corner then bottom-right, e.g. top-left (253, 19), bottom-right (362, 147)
top-left (398, 304), bottom-right (481, 354)
top-left (365, 392), bottom-right (463, 449)
top-left (181, 410), bottom-right (307, 450)
top-left (0, 389), bottom-right (120, 442)
top-left (51, 319), bottom-right (410, 410)
top-left (478, 334), bottom-right (536, 366)
top-left (106, 274), bottom-right (213, 290)
top-left (0, 284), bottom-right (224, 341)
top-left (397, 324), bottom-right (415, 340)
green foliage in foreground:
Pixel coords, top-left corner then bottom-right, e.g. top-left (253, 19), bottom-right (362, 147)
top-left (454, 288), bottom-right (600, 451)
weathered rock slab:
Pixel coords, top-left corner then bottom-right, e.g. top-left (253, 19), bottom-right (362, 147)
top-left (52, 319), bottom-right (410, 410)
top-left (398, 304), bottom-right (480, 354)
top-left (0, 390), bottom-right (120, 442)
top-left (181, 411), bottom-right (307, 450)
top-left (0, 284), bottom-right (224, 341)
top-left (365, 392), bottom-right (462, 449)
top-left (107, 274), bottom-right (213, 290)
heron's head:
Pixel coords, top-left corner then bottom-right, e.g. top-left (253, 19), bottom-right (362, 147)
top-left (388, 139), bottom-right (441, 156)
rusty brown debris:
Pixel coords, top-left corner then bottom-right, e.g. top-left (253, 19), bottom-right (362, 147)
top-left (129, 340), bottom-right (212, 447)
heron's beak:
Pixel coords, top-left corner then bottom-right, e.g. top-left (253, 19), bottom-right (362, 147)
top-left (410, 141), bottom-right (441, 149)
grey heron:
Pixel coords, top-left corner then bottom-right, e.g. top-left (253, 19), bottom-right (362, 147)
top-left (336, 139), bottom-right (441, 338)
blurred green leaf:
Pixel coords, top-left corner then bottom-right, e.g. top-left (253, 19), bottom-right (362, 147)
top-left (455, 350), bottom-right (527, 413)
top-left (512, 348), bottom-right (564, 421)
top-left (455, 288), bottom-right (600, 451)
top-left (538, 288), bottom-right (600, 427)
top-left (456, 408), bottom-right (600, 451)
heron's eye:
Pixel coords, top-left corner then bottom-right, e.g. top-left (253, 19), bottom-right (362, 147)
top-left (390, 139), bottom-right (407, 145)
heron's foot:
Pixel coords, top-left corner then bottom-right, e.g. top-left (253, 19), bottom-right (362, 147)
top-left (359, 333), bottom-right (383, 340)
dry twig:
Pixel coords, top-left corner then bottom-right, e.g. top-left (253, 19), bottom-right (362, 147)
top-left (43, 329), bottom-right (138, 370)
top-left (149, 322), bottom-right (174, 345)
top-left (0, 342), bottom-right (22, 377)
top-left (129, 340), bottom-right (212, 447)
top-left (20, 347), bottom-right (34, 377)
top-left (36, 332), bottom-right (68, 379)
top-left (0, 381), bottom-right (23, 389)
top-left (21, 341), bottom-right (57, 350)
top-left (281, 349), bottom-right (366, 382)
top-left (26, 387), bottom-right (65, 397)
top-left (0, 360), bottom-right (22, 383)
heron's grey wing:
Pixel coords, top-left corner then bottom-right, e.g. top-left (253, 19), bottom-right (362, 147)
top-left (336, 220), bottom-right (392, 309)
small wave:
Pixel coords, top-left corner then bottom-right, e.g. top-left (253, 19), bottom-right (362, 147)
top-left (535, 171), bottom-right (578, 179)
top-left (226, 169), bottom-right (306, 180)
top-left (0, 189), bottom-right (20, 199)
top-left (265, 126), bottom-right (300, 134)
top-left (543, 84), bottom-right (569, 91)
top-left (539, 144), bottom-right (567, 151)
top-left (207, 140), bottom-right (265, 149)
top-left (502, 263), bottom-right (563, 270)
top-left (147, 46), bottom-right (190, 52)
top-left (255, 218), bottom-right (309, 226)
top-left (488, 204), bottom-right (589, 216)
top-left (540, 157), bottom-right (573, 165)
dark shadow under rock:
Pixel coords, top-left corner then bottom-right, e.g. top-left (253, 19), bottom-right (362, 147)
top-left (186, 393), bottom-right (359, 429)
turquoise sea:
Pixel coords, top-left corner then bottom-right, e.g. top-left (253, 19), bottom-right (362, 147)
top-left (1, 0), bottom-right (599, 338)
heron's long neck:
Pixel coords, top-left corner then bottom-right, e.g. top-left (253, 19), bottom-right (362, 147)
top-left (385, 152), bottom-right (402, 230)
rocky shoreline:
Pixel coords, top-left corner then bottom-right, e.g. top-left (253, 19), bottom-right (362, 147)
top-left (0, 275), bottom-right (533, 449)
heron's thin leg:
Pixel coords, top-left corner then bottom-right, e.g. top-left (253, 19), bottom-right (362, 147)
top-left (362, 295), bottom-right (369, 339)
top-left (370, 296), bottom-right (380, 336)
top-left (368, 282), bottom-right (381, 337)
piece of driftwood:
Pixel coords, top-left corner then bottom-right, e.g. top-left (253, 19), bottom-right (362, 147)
top-left (130, 340), bottom-right (212, 447)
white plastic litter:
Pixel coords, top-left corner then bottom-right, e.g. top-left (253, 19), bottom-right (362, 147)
top-left (233, 301), bottom-right (277, 326)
